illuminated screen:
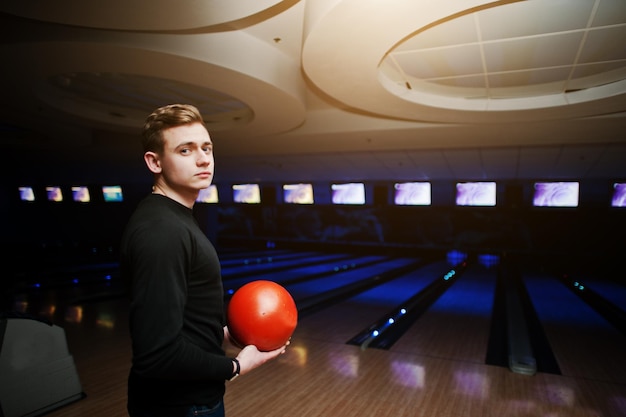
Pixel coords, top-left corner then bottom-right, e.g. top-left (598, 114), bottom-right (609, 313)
top-left (102, 185), bottom-right (124, 202)
top-left (532, 182), bottom-right (579, 207)
top-left (72, 186), bottom-right (91, 202)
top-left (611, 183), bottom-right (626, 207)
top-left (394, 182), bottom-right (431, 206)
top-left (283, 183), bottom-right (314, 204)
top-left (19, 186), bottom-right (35, 202)
top-left (46, 186), bottom-right (63, 202)
top-left (196, 184), bottom-right (219, 203)
top-left (455, 182), bottom-right (496, 206)
top-left (233, 184), bottom-right (261, 204)
top-left (331, 183), bottom-right (365, 205)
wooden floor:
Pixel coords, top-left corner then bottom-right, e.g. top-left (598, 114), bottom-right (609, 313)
top-left (5, 258), bottom-right (626, 417)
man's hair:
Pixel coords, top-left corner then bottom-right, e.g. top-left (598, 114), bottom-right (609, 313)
top-left (142, 104), bottom-right (205, 153)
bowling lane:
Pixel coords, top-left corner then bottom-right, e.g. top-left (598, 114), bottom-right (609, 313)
top-left (221, 252), bottom-right (351, 280)
top-left (523, 272), bottom-right (626, 384)
top-left (283, 257), bottom-right (419, 301)
top-left (572, 277), bottom-right (626, 312)
top-left (220, 250), bottom-right (319, 268)
top-left (222, 255), bottom-right (388, 296)
top-left (293, 260), bottom-right (453, 344)
top-left (389, 264), bottom-right (497, 364)
top-left (217, 249), bottom-right (293, 263)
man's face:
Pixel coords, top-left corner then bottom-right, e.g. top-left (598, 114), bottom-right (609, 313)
top-left (158, 122), bottom-right (214, 194)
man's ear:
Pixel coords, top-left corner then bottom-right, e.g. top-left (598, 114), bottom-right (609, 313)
top-left (144, 152), bottom-right (162, 174)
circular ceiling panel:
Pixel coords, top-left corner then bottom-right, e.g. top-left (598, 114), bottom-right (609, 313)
top-left (40, 72), bottom-right (254, 131)
top-left (379, 0), bottom-right (626, 111)
top-left (0, 40), bottom-right (306, 139)
top-left (303, 0), bottom-right (626, 123)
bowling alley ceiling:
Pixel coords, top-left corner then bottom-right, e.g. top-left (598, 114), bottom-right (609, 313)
top-left (1, 0), bottom-right (626, 183)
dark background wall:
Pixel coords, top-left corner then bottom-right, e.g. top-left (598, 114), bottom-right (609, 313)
top-left (2, 178), bottom-right (624, 292)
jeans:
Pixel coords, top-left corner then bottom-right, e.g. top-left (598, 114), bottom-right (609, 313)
top-left (128, 400), bottom-right (225, 417)
top-left (185, 401), bottom-right (225, 417)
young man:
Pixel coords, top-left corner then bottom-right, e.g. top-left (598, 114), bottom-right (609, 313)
top-left (120, 104), bottom-right (287, 417)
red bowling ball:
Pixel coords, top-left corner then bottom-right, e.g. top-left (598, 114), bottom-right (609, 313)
top-left (227, 280), bottom-right (298, 352)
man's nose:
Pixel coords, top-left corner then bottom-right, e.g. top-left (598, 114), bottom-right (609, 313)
top-left (198, 153), bottom-right (211, 165)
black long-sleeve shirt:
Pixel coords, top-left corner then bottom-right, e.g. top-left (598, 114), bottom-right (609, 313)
top-left (120, 194), bottom-right (233, 415)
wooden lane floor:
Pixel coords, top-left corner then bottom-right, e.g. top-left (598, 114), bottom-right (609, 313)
top-left (39, 298), bottom-right (626, 417)
top-left (292, 260), bottom-right (451, 344)
top-left (524, 272), bottom-right (626, 385)
top-left (6, 255), bottom-right (626, 417)
top-left (224, 337), bottom-right (626, 416)
top-left (389, 264), bottom-right (497, 364)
